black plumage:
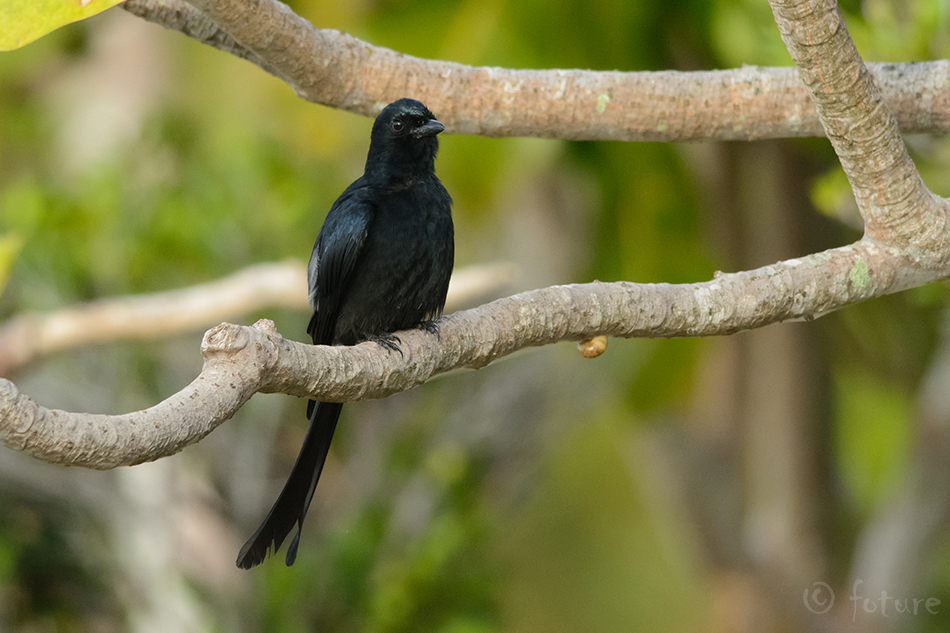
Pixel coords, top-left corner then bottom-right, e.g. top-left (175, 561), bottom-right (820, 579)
top-left (236, 98), bottom-right (454, 569)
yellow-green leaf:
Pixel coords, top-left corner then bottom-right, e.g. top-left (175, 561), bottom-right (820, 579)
top-left (0, 0), bottom-right (125, 51)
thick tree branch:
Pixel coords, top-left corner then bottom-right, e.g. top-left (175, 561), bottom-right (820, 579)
top-left (0, 239), bottom-right (933, 469)
top-left (767, 0), bottom-right (950, 257)
top-left (121, 0), bottom-right (950, 142)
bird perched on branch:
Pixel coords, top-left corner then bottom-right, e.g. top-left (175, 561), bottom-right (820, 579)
top-left (237, 98), bottom-right (454, 569)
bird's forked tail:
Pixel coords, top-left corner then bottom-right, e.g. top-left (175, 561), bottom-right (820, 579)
top-left (236, 401), bottom-right (343, 569)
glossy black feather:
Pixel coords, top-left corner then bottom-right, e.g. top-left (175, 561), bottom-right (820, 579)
top-left (236, 98), bottom-right (454, 569)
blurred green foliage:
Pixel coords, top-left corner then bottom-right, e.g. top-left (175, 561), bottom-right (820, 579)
top-left (2, 0), bottom-right (950, 631)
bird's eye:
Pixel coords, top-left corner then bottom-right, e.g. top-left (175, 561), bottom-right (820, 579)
top-left (391, 118), bottom-right (404, 132)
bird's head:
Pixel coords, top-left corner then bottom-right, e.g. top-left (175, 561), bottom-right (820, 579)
top-left (365, 98), bottom-right (445, 184)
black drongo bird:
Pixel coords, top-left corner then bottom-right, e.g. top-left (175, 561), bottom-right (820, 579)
top-left (236, 98), bottom-right (454, 569)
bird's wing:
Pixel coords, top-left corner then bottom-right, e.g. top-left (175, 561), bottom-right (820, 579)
top-left (307, 184), bottom-right (375, 345)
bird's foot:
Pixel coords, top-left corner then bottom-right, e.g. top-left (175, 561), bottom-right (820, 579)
top-left (418, 318), bottom-right (442, 341)
top-left (367, 332), bottom-right (403, 356)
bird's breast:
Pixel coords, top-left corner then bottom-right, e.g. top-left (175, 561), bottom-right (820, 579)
top-left (331, 181), bottom-right (453, 344)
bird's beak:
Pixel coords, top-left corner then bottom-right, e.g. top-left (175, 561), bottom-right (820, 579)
top-left (412, 118), bottom-right (446, 138)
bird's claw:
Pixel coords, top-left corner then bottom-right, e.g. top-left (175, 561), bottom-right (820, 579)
top-left (368, 332), bottom-right (403, 356)
top-left (418, 319), bottom-right (442, 340)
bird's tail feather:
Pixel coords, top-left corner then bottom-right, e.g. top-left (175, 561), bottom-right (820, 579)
top-left (236, 401), bottom-right (343, 569)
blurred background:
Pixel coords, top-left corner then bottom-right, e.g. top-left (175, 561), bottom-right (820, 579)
top-left (2, 0), bottom-right (950, 631)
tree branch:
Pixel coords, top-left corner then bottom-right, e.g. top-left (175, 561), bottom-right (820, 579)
top-left (0, 261), bottom-right (514, 377)
top-left (0, 262), bottom-right (304, 378)
top-left (0, 239), bottom-right (932, 469)
top-left (767, 0), bottom-right (950, 255)
top-left (121, 0), bottom-right (950, 142)
top-left (121, 0), bottom-right (261, 66)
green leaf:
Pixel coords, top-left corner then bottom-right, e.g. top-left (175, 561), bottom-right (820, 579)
top-left (0, 0), bottom-right (125, 51)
